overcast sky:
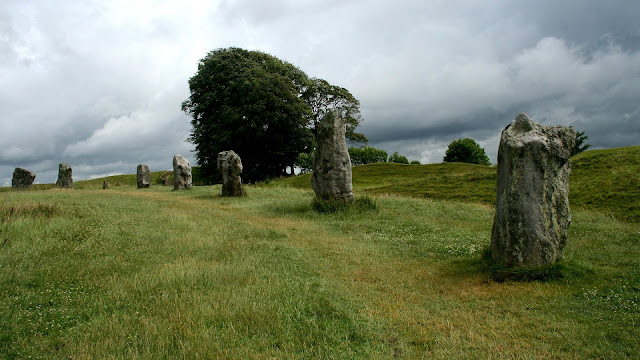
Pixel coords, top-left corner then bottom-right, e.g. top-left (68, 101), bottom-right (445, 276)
top-left (2, 0), bottom-right (639, 185)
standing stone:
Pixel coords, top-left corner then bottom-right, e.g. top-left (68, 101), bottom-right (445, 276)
top-left (491, 113), bottom-right (576, 267)
top-left (311, 110), bottom-right (354, 201)
top-left (56, 162), bottom-right (73, 188)
top-left (12, 168), bottom-right (36, 189)
top-left (217, 150), bottom-right (243, 197)
top-left (173, 155), bottom-right (192, 190)
top-left (103, 180), bottom-right (108, 189)
top-left (137, 164), bottom-right (151, 188)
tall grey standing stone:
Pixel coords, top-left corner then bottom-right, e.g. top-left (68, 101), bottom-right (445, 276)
top-left (311, 110), bottom-right (354, 201)
top-left (103, 180), bottom-right (108, 189)
top-left (217, 150), bottom-right (243, 197)
top-left (137, 164), bottom-right (151, 188)
top-left (491, 113), bottom-right (576, 267)
top-left (56, 162), bottom-right (73, 188)
top-left (173, 155), bottom-right (192, 190)
top-left (12, 168), bottom-right (36, 189)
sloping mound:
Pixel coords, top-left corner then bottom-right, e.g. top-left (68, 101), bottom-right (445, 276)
top-left (272, 146), bottom-right (640, 222)
top-left (570, 146), bottom-right (640, 222)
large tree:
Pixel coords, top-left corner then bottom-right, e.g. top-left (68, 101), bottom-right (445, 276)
top-left (303, 78), bottom-right (368, 145)
top-left (182, 48), bottom-right (314, 181)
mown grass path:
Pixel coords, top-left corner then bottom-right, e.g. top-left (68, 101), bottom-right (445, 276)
top-left (1, 186), bottom-right (639, 359)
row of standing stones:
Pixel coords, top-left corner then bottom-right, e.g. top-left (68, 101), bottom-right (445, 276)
top-left (134, 153), bottom-right (243, 197)
top-left (10, 111), bottom-right (574, 269)
top-left (12, 162), bottom-right (73, 190)
top-left (311, 110), bottom-right (576, 268)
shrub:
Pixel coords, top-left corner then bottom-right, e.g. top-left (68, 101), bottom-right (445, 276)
top-left (443, 138), bottom-right (491, 166)
top-left (410, 160), bottom-right (421, 165)
top-left (388, 151), bottom-right (409, 164)
top-left (295, 152), bottom-right (313, 174)
top-left (348, 146), bottom-right (387, 165)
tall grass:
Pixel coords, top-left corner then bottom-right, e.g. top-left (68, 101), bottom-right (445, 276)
top-left (1, 185), bottom-right (638, 358)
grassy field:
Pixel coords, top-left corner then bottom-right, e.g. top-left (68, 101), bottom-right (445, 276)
top-left (273, 146), bottom-right (640, 223)
top-left (1, 146), bottom-right (638, 358)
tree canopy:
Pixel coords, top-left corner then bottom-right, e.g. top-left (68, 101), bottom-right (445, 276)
top-left (388, 151), bottom-right (409, 164)
top-left (443, 138), bottom-right (491, 166)
top-left (348, 146), bottom-right (387, 165)
top-left (182, 47), bottom-right (365, 182)
top-left (182, 48), bottom-right (314, 181)
top-left (303, 78), bottom-right (367, 145)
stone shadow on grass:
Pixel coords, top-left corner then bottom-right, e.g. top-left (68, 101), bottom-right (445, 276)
top-left (443, 247), bottom-right (592, 283)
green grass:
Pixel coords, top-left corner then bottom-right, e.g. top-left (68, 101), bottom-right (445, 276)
top-left (272, 146), bottom-right (640, 222)
top-left (0, 146), bottom-right (638, 358)
top-left (1, 184), bottom-right (639, 359)
top-left (569, 146), bottom-right (640, 222)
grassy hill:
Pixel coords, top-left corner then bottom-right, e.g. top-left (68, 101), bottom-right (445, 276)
top-left (271, 146), bottom-right (640, 222)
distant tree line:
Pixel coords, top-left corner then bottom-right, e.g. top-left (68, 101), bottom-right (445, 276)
top-left (294, 145), bottom-right (415, 174)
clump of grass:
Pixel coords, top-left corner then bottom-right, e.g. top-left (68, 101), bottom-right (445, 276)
top-left (0, 203), bottom-right (61, 223)
top-left (311, 195), bottom-right (378, 213)
top-left (479, 247), bottom-right (590, 282)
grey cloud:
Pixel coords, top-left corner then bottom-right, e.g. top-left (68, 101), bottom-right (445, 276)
top-left (1, 1), bottom-right (639, 186)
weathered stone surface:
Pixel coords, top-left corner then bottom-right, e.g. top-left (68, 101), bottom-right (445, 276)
top-left (103, 180), bottom-right (108, 189)
top-left (311, 110), bottom-right (354, 201)
top-left (56, 162), bottom-right (73, 188)
top-left (491, 113), bottom-right (576, 267)
top-left (137, 164), bottom-right (151, 188)
top-left (12, 168), bottom-right (36, 189)
top-left (173, 155), bottom-right (192, 190)
top-left (217, 150), bottom-right (243, 197)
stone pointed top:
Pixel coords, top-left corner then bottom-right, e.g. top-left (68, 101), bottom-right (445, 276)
top-left (511, 113), bottom-right (535, 133)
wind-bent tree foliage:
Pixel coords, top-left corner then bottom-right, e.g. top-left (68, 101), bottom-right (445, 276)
top-left (303, 78), bottom-right (367, 145)
top-left (443, 138), bottom-right (491, 166)
top-left (571, 130), bottom-right (591, 157)
top-left (348, 146), bottom-right (387, 165)
top-left (182, 48), bottom-right (314, 181)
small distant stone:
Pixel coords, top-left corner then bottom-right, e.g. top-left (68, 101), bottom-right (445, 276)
top-left (217, 150), bottom-right (243, 196)
top-left (56, 162), bottom-right (73, 188)
top-left (103, 180), bottom-right (108, 189)
top-left (173, 155), bottom-right (192, 190)
top-left (12, 168), bottom-right (36, 190)
top-left (137, 164), bottom-right (151, 188)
